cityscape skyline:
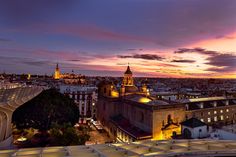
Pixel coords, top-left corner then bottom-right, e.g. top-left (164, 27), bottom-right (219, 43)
top-left (0, 0), bottom-right (236, 78)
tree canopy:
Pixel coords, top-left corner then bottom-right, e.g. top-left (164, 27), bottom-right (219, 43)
top-left (12, 88), bottom-right (79, 130)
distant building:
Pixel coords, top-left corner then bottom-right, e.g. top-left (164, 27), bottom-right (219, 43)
top-left (181, 97), bottom-right (236, 126)
top-left (54, 63), bottom-right (60, 79)
top-left (53, 63), bottom-right (86, 84)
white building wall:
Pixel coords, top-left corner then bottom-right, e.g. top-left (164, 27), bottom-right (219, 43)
top-left (182, 125), bottom-right (208, 138)
top-left (211, 129), bottom-right (236, 140)
top-left (59, 85), bottom-right (98, 122)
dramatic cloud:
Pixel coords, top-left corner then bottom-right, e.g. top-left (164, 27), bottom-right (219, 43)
top-left (174, 47), bottom-right (236, 73)
top-left (118, 54), bottom-right (164, 61)
top-left (206, 53), bottom-right (236, 72)
top-left (67, 59), bottom-right (81, 62)
top-left (0, 0), bottom-right (236, 77)
top-left (171, 59), bottom-right (196, 63)
top-left (174, 48), bottom-right (218, 56)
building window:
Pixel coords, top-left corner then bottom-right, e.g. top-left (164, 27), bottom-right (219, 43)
top-left (208, 118), bottom-right (211, 123)
top-left (208, 112), bottom-right (211, 115)
top-left (226, 109), bottom-right (229, 112)
top-left (220, 110), bottom-right (223, 113)
top-left (214, 111), bottom-right (217, 114)
top-left (214, 116), bottom-right (217, 122)
top-left (200, 119), bottom-right (204, 122)
top-left (220, 115), bottom-right (224, 121)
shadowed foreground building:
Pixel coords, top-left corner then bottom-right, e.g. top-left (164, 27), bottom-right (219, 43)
top-left (0, 85), bottom-right (43, 148)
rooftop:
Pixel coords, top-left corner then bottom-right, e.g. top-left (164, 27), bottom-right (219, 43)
top-left (181, 118), bottom-right (206, 128)
top-left (2, 139), bottom-right (236, 157)
top-left (179, 96), bottom-right (227, 103)
top-left (111, 115), bottom-right (152, 140)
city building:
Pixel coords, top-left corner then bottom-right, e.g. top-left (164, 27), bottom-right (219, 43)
top-left (54, 63), bottom-right (60, 79)
top-left (59, 85), bottom-right (98, 123)
top-left (97, 65), bottom-right (236, 142)
top-left (181, 97), bottom-right (236, 126)
top-left (97, 65), bottom-right (185, 142)
top-left (53, 64), bottom-right (86, 84)
top-left (181, 118), bottom-right (208, 139)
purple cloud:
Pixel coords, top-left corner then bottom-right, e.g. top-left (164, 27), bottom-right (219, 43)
top-left (118, 54), bottom-right (164, 60)
top-left (171, 59), bottom-right (196, 63)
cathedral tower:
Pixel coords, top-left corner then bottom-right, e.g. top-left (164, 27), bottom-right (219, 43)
top-left (54, 63), bottom-right (60, 79)
top-left (122, 64), bottom-right (134, 86)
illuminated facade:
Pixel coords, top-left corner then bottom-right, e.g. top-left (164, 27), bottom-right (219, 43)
top-left (122, 65), bottom-right (134, 86)
top-left (54, 63), bottom-right (60, 79)
top-left (97, 65), bottom-right (236, 142)
top-left (97, 65), bottom-right (184, 142)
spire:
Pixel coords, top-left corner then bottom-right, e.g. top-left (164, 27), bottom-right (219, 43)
top-left (124, 63), bottom-right (132, 74)
top-left (54, 63), bottom-right (60, 79)
top-left (56, 63), bottom-right (59, 70)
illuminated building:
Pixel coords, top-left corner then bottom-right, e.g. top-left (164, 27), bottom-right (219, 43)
top-left (181, 97), bottom-right (236, 125)
top-left (97, 65), bottom-right (184, 142)
top-left (53, 64), bottom-right (86, 84)
top-left (97, 65), bottom-right (236, 142)
top-left (122, 64), bottom-right (134, 86)
top-left (61, 72), bottom-right (86, 84)
top-left (54, 63), bottom-right (60, 79)
top-left (27, 73), bottom-right (31, 80)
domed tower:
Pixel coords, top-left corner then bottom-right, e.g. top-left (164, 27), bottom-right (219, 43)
top-left (122, 64), bottom-right (134, 86)
top-left (54, 63), bottom-right (60, 79)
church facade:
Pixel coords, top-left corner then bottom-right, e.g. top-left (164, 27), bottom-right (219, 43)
top-left (54, 63), bottom-right (60, 79)
top-left (97, 65), bottom-right (185, 142)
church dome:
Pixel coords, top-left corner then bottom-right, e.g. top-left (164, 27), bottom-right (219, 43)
top-left (125, 85), bottom-right (138, 93)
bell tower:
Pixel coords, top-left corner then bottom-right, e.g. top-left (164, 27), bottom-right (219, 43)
top-left (54, 63), bottom-right (60, 79)
top-left (122, 64), bottom-right (134, 86)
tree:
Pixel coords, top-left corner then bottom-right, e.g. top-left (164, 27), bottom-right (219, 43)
top-left (49, 123), bottom-right (90, 146)
top-left (12, 88), bottom-right (79, 130)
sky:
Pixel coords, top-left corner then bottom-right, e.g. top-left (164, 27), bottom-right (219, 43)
top-left (0, 0), bottom-right (236, 78)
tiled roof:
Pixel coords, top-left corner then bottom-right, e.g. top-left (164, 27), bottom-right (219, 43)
top-left (181, 118), bottom-right (206, 128)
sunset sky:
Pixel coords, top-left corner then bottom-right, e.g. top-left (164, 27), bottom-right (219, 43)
top-left (0, 0), bottom-right (236, 78)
